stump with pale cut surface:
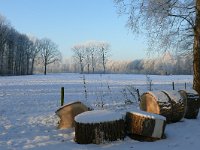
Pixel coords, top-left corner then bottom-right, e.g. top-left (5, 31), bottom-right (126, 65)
top-left (140, 91), bottom-right (185, 123)
top-left (179, 90), bottom-right (200, 119)
top-left (74, 110), bottom-right (125, 144)
top-left (126, 110), bottom-right (166, 141)
top-left (140, 91), bottom-right (172, 122)
top-left (55, 101), bottom-right (89, 129)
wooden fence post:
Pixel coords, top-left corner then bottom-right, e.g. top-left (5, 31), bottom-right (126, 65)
top-left (136, 89), bottom-right (140, 102)
top-left (172, 82), bottom-right (175, 90)
top-left (61, 87), bottom-right (64, 106)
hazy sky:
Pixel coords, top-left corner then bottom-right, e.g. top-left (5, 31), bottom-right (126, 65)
top-left (0, 0), bottom-right (147, 60)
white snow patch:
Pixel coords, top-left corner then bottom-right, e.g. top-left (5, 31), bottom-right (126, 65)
top-left (147, 91), bottom-right (169, 103)
top-left (129, 109), bottom-right (166, 120)
top-left (75, 110), bottom-right (123, 123)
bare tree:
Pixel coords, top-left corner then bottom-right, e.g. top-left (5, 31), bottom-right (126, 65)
top-left (98, 41), bottom-right (110, 74)
top-left (71, 44), bottom-right (85, 74)
top-left (114, 0), bottom-right (200, 93)
top-left (28, 37), bottom-right (42, 74)
top-left (71, 41), bottom-right (110, 73)
top-left (0, 15), bottom-right (9, 74)
top-left (40, 38), bottom-right (61, 75)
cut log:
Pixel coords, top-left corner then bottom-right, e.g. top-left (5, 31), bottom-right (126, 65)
top-left (74, 110), bottom-right (125, 144)
top-left (162, 91), bottom-right (186, 122)
top-left (126, 110), bottom-right (166, 141)
top-left (179, 90), bottom-right (200, 119)
top-left (140, 91), bottom-right (185, 123)
top-left (140, 91), bottom-right (172, 122)
top-left (55, 101), bottom-right (89, 129)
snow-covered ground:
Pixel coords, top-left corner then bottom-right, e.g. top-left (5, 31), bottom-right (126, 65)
top-left (0, 73), bottom-right (199, 150)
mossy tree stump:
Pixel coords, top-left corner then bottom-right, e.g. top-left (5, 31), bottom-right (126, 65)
top-left (55, 101), bottom-right (89, 129)
top-left (179, 90), bottom-right (200, 119)
top-left (74, 110), bottom-right (125, 144)
top-left (126, 110), bottom-right (166, 141)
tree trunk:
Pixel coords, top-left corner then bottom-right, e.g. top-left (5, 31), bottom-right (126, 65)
top-left (30, 58), bottom-right (35, 75)
top-left (87, 63), bottom-right (89, 74)
top-left (102, 50), bottom-right (106, 74)
top-left (92, 53), bottom-right (95, 73)
top-left (26, 55), bottom-right (29, 75)
top-left (44, 62), bottom-right (47, 75)
top-left (193, 0), bottom-right (200, 94)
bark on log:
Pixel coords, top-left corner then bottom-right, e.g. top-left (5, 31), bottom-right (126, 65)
top-left (140, 91), bottom-right (185, 123)
top-left (162, 91), bottom-right (186, 122)
top-left (179, 90), bottom-right (200, 119)
top-left (55, 101), bottom-right (89, 129)
top-left (126, 110), bottom-right (166, 141)
top-left (140, 91), bottom-right (173, 123)
top-left (74, 110), bottom-right (125, 144)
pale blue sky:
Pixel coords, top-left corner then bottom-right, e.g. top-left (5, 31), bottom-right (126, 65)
top-left (0, 0), bottom-right (147, 60)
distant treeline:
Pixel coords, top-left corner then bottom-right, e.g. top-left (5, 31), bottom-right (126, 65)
top-left (36, 51), bottom-right (192, 75)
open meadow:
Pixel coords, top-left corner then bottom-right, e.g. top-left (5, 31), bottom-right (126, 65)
top-left (1, 73), bottom-right (199, 150)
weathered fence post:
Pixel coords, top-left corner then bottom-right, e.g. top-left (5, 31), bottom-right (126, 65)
top-left (136, 89), bottom-right (140, 102)
top-left (61, 87), bottom-right (64, 106)
top-left (172, 82), bottom-right (175, 90)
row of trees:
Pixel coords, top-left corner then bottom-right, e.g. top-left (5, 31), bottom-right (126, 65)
top-left (0, 14), bottom-right (61, 76)
top-left (71, 41), bottom-right (110, 74)
top-left (40, 51), bottom-right (192, 75)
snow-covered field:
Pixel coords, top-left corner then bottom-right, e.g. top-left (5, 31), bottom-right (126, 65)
top-left (0, 73), bottom-right (199, 150)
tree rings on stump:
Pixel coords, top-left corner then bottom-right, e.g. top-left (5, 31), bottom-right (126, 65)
top-left (55, 101), bottom-right (89, 129)
top-left (140, 91), bottom-right (172, 122)
top-left (126, 110), bottom-right (166, 141)
top-left (140, 91), bottom-right (186, 123)
top-left (179, 90), bottom-right (200, 119)
top-left (74, 110), bottom-right (125, 144)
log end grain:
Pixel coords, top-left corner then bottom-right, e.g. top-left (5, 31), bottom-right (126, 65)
top-left (126, 110), bottom-right (166, 141)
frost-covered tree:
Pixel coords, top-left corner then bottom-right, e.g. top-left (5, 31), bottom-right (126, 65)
top-left (98, 41), bottom-right (110, 74)
top-left (114, 0), bottom-right (200, 93)
top-left (71, 44), bottom-right (85, 74)
top-left (28, 37), bottom-right (41, 74)
top-left (0, 15), bottom-right (9, 74)
top-left (40, 38), bottom-right (61, 75)
top-left (71, 41), bottom-right (110, 73)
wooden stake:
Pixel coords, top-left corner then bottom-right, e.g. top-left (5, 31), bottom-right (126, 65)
top-left (136, 89), bottom-right (140, 102)
top-left (172, 82), bottom-right (175, 90)
top-left (61, 87), bottom-right (64, 106)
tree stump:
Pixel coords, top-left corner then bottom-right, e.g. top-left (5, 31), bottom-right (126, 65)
top-left (126, 110), bottom-right (166, 141)
top-left (74, 110), bottom-right (125, 144)
top-left (179, 90), bottom-right (200, 119)
top-left (140, 91), bottom-right (173, 123)
top-left (55, 101), bottom-right (89, 129)
top-left (140, 91), bottom-right (185, 123)
top-left (162, 91), bottom-right (186, 122)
